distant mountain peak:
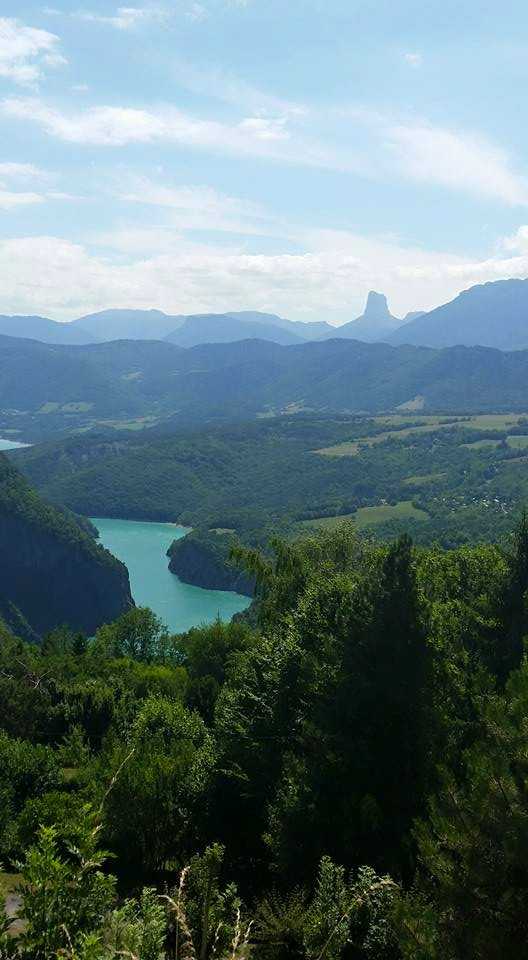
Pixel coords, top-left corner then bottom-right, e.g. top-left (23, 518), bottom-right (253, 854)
top-left (364, 291), bottom-right (391, 323)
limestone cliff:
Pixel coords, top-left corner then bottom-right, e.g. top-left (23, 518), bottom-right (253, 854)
top-left (0, 453), bottom-right (133, 638)
top-left (168, 530), bottom-right (254, 596)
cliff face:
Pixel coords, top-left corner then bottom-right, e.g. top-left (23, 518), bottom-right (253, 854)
top-left (0, 454), bottom-right (133, 637)
top-left (168, 531), bottom-right (254, 597)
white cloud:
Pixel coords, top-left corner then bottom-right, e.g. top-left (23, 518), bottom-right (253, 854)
top-left (2, 98), bottom-right (169, 144)
top-left (3, 226), bottom-right (528, 323)
top-left (74, 6), bottom-right (168, 30)
top-left (171, 60), bottom-right (307, 117)
top-left (0, 97), bottom-right (352, 171)
top-left (0, 190), bottom-right (45, 209)
top-left (120, 177), bottom-right (271, 233)
top-left (502, 225), bottom-right (528, 252)
top-left (0, 162), bottom-right (46, 179)
top-left (238, 117), bottom-right (290, 141)
top-left (0, 162), bottom-right (81, 208)
top-left (187, 3), bottom-right (208, 21)
top-left (6, 95), bottom-right (523, 208)
top-left (0, 17), bottom-right (67, 86)
top-left (403, 52), bottom-right (423, 67)
top-left (385, 121), bottom-right (528, 205)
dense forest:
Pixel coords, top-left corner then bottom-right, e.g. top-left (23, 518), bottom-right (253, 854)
top-left (0, 453), bottom-right (132, 639)
top-left (5, 332), bottom-right (528, 442)
top-left (3, 521), bottom-right (528, 957)
top-left (12, 411), bottom-right (528, 594)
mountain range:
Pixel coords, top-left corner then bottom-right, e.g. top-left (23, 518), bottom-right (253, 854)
top-left (0, 296), bottom-right (401, 348)
top-left (319, 291), bottom-right (404, 342)
top-left (2, 276), bottom-right (528, 353)
top-left (0, 307), bottom-right (335, 348)
top-left (388, 279), bottom-right (528, 350)
top-left (3, 332), bottom-right (528, 444)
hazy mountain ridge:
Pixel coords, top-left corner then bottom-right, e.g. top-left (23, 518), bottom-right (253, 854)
top-left (73, 307), bottom-right (334, 345)
top-left (319, 291), bottom-right (403, 342)
top-left (165, 313), bottom-right (304, 346)
top-left (0, 314), bottom-right (95, 345)
top-left (389, 278), bottom-right (528, 350)
top-left (3, 277), bottom-right (528, 352)
top-left (0, 304), bottom-right (358, 347)
top-left (3, 333), bottom-right (528, 445)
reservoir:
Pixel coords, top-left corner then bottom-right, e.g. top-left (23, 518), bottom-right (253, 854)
top-left (91, 517), bottom-right (251, 635)
top-left (0, 438), bottom-right (30, 450)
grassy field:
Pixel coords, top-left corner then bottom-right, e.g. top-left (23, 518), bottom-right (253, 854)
top-left (299, 500), bottom-right (428, 532)
top-left (470, 414), bottom-right (527, 429)
top-left (507, 435), bottom-right (528, 449)
top-left (462, 439), bottom-right (499, 450)
top-left (93, 416), bottom-right (159, 431)
top-left (38, 401), bottom-right (94, 414)
top-left (316, 413), bottom-right (528, 458)
top-left (403, 472), bottom-right (447, 486)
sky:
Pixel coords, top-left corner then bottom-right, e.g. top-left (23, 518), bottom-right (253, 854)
top-left (2, 1), bottom-right (528, 324)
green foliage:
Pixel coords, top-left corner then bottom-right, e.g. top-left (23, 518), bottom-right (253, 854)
top-left (17, 813), bottom-right (115, 959)
top-left (399, 658), bottom-right (528, 960)
top-left (93, 607), bottom-right (170, 663)
top-left (216, 530), bottom-right (433, 880)
top-left (303, 857), bottom-right (400, 960)
top-left (15, 412), bottom-right (528, 559)
top-left (173, 844), bottom-right (242, 960)
top-left (16, 790), bottom-right (85, 853)
top-left (102, 887), bottom-right (166, 960)
top-left (168, 529), bottom-right (255, 595)
top-left (254, 888), bottom-right (308, 960)
top-left (101, 696), bottom-right (216, 875)
top-left (5, 514), bottom-right (528, 959)
top-left (175, 619), bottom-right (255, 721)
top-left (0, 730), bottom-right (60, 862)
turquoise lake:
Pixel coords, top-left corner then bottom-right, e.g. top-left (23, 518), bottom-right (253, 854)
top-left (0, 438), bottom-right (30, 450)
top-left (91, 517), bottom-right (250, 635)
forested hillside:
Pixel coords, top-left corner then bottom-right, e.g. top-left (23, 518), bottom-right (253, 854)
top-left (2, 524), bottom-right (528, 958)
top-left (0, 454), bottom-right (132, 637)
top-left (13, 412), bottom-right (528, 557)
top-left (6, 333), bottom-right (528, 441)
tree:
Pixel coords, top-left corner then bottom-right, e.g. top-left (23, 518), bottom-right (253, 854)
top-left (400, 657), bottom-right (528, 960)
top-left (264, 536), bottom-right (433, 879)
top-left (495, 513), bottom-right (528, 682)
top-left (93, 607), bottom-right (169, 663)
top-left (0, 730), bottom-right (59, 863)
top-left (17, 812), bottom-right (115, 959)
top-left (101, 696), bottom-right (216, 876)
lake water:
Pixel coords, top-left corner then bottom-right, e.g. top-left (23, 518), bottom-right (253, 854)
top-left (91, 517), bottom-right (251, 635)
top-left (0, 438), bottom-right (30, 450)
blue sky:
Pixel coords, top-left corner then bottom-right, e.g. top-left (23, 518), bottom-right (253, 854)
top-left (2, 0), bottom-right (528, 323)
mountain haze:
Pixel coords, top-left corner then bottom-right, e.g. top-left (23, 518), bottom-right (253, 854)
top-left (73, 309), bottom-right (183, 341)
top-left (390, 278), bottom-right (528, 350)
top-left (165, 313), bottom-right (304, 346)
top-left (0, 315), bottom-right (94, 345)
top-left (322, 291), bottom-right (403, 342)
top-left (4, 334), bottom-right (528, 444)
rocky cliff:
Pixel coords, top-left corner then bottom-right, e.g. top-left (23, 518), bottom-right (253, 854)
top-left (168, 530), bottom-right (254, 596)
top-left (0, 453), bottom-right (133, 638)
